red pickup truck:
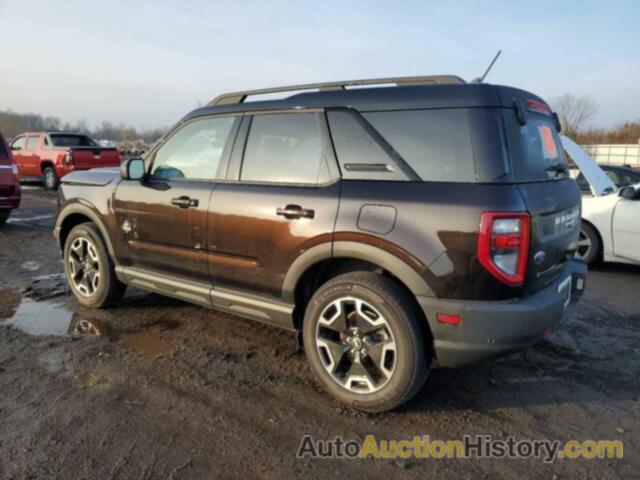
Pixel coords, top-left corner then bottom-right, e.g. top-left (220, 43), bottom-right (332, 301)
top-left (0, 131), bottom-right (20, 224)
top-left (10, 132), bottom-right (121, 190)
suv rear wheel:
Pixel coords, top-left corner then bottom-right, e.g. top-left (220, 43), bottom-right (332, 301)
top-left (63, 223), bottom-right (126, 308)
top-left (43, 166), bottom-right (59, 191)
top-left (303, 272), bottom-right (430, 412)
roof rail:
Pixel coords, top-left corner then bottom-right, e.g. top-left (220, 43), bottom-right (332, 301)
top-left (207, 75), bottom-right (466, 106)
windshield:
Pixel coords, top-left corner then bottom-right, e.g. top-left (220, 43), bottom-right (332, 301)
top-left (503, 111), bottom-right (568, 182)
top-left (50, 134), bottom-right (99, 147)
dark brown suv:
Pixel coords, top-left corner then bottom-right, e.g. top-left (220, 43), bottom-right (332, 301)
top-left (54, 76), bottom-right (586, 412)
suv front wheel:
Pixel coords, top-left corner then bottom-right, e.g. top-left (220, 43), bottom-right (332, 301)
top-left (303, 272), bottom-right (430, 412)
top-left (63, 223), bottom-right (126, 308)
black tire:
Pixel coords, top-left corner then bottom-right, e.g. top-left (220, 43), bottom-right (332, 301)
top-left (303, 272), bottom-right (430, 412)
top-left (0, 210), bottom-right (10, 224)
top-left (577, 222), bottom-right (601, 266)
top-left (63, 223), bottom-right (126, 308)
top-left (43, 166), bottom-right (59, 191)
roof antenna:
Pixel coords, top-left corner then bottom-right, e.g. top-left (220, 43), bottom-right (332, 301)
top-left (472, 50), bottom-right (502, 83)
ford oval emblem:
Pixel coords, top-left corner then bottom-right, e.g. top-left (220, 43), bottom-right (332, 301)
top-left (534, 251), bottom-right (546, 265)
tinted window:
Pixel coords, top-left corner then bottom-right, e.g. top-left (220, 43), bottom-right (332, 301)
top-left (327, 110), bottom-right (409, 181)
top-left (26, 136), bottom-right (39, 150)
top-left (241, 113), bottom-right (330, 184)
top-left (503, 111), bottom-right (567, 182)
top-left (364, 109), bottom-right (476, 182)
top-left (50, 135), bottom-right (98, 147)
top-left (11, 136), bottom-right (25, 150)
top-left (151, 116), bottom-right (236, 180)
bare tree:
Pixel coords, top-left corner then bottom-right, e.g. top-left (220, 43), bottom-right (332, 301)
top-left (550, 93), bottom-right (598, 139)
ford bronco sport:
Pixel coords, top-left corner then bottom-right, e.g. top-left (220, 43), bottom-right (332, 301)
top-left (54, 75), bottom-right (586, 412)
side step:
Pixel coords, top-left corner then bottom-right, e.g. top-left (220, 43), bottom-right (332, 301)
top-left (116, 266), bottom-right (295, 330)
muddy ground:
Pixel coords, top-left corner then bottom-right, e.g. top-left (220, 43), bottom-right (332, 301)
top-left (0, 188), bottom-right (638, 479)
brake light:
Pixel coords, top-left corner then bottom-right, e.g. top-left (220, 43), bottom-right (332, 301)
top-left (11, 163), bottom-right (19, 183)
top-left (526, 98), bottom-right (552, 115)
top-left (478, 212), bottom-right (530, 286)
top-left (64, 151), bottom-right (74, 166)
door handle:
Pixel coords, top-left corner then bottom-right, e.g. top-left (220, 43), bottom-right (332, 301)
top-left (171, 196), bottom-right (199, 209)
top-left (276, 204), bottom-right (315, 219)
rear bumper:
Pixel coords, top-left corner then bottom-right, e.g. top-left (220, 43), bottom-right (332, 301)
top-left (418, 260), bottom-right (587, 368)
top-left (0, 185), bottom-right (21, 209)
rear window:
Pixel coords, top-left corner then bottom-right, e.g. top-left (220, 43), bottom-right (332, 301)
top-left (363, 109), bottom-right (476, 182)
top-left (503, 111), bottom-right (567, 182)
top-left (50, 134), bottom-right (98, 147)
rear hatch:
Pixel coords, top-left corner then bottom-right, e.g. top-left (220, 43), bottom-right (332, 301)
top-left (0, 134), bottom-right (16, 195)
top-left (70, 147), bottom-right (121, 170)
top-left (501, 104), bottom-right (581, 296)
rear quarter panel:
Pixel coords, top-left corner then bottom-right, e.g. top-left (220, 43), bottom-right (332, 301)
top-left (335, 180), bottom-right (528, 300)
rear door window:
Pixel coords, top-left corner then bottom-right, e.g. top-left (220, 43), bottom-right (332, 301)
top-left (503, 111), bottom-right (567, 182)
top-left (26, 136), bottom-right (39, 150)
top-left (240, 113), bottom-right (332, 184)
top-left (363, 109), bottom-right (476, 182)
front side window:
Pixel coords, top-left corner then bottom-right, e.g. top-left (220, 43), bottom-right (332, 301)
top-left (11, 136), bottom-right (25, 150)
top-left (151, 116), bottom-right (236, 180)
top-left (26, 136), bottom-right (39, 150)
top-left (364, 109), bottom-right (476, 182)
top-left (241, 113), bottom-right (330, 184)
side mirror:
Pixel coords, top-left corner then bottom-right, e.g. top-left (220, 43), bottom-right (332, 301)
top-left (619, 185), bottom-right (640, 200)
top-left (120, 158), bottom-right (145, 180)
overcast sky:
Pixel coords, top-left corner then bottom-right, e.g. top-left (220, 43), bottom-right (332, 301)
top-left (1, 0), bottom-right (638, 130)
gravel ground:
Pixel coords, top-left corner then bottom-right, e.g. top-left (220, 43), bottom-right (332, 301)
top-left (0, 188), bottom-right (638, 479)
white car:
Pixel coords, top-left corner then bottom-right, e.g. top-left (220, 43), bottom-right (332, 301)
top-left (562, 136), bottom-right (640, 266)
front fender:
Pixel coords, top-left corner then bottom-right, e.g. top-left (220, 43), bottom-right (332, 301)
top-left (54, 200), bottom-right (116, 259)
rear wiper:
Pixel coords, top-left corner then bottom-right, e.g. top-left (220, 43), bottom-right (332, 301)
top-left (546, 162), bottom-right (569, 177)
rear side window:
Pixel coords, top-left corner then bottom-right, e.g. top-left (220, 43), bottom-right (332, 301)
top-left (26, 136), bottom-right (39, 150)
top-left (241, 113), bottom-right (331, 184)
top-left (50, 135), bottom-right (98, 147)
top-left (0, 137), bottom-right (7, 158)
top-left (363, 109), bottom-right (476, 182)
top-left (503, 111), bottom-right (567, 182)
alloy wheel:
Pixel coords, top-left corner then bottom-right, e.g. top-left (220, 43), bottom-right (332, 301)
top-left (68, 237), bottom-right (101, 297)
top-left (576, 228), bottom-right (592, 261)
top-left (315, 296), bottom-right (397, 394)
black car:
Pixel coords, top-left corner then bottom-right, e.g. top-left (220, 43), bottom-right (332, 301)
top-left (572, 164), bottom-right (640, 193)
top-left (54, 75), bottom-right (586, 412)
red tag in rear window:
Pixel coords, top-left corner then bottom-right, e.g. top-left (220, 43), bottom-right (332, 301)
top-left (538, 125), bottom-right (558, 159)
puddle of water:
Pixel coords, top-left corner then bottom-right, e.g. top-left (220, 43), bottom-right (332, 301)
top-left (4, 298), bottom-right (73, 336)
top-left (1, 297), bottom-right (174, 356)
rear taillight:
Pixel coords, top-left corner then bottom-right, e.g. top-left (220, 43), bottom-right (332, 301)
top-left (478, 212), bottom-right (530, 286)
top-left (11, 163), bottom-right (19, 183)
top-left (64, 151), bottom-right (74, 166)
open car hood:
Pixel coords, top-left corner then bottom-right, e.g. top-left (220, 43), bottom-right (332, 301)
top-left (561, 136), bottom-right (616, 197)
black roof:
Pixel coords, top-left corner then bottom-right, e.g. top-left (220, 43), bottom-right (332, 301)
top-left (184, 82), bottom-right (547, 122)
